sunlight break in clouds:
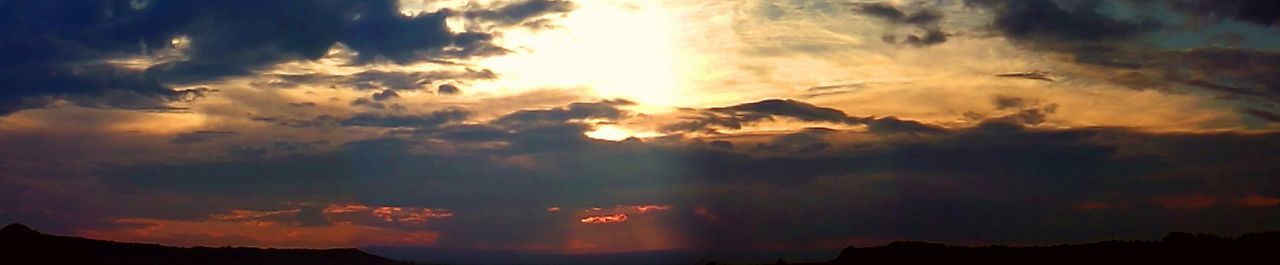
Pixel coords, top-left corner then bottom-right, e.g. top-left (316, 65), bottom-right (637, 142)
top-left (2, 0), bottom-right (1280, 264)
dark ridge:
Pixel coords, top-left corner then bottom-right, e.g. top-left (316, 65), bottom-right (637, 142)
top-left (0, 223), bottom-right (419, 265)
top-left (1, 223), bottom-right (39, 236)
top-left (715, 231), bottom-right (1280, 265)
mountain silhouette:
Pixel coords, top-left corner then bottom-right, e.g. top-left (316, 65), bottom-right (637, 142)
top-left (0, 223), bottom-right (413, 265)
top-left (6, 222), bottom-right (1279, 265)
top-left (0, 223), bottom-right (39, 236)
top-left (712, 231), bottom-right (1280, 265)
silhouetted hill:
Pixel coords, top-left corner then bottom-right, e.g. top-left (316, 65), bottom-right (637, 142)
top-left (0, 223), bottom-right (413, 265)
top-left (714, 231), bottom-right (1280, 265)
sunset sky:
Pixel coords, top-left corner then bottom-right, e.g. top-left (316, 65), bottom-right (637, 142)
top-left (2, 0), bottom-right (1279, 263)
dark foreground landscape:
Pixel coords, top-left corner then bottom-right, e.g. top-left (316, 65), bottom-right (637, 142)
top-left (4, 222), bottom-right (1277, 265)
top-left (0, 223), bottom-right (412, 265)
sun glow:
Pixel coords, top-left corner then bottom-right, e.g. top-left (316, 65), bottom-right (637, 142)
top-left (477, 1), bottom-right (692, 111)
top-left (584, 124), bottom-right (634, 141)
top-left (584, 124), bottom-right (664, 141)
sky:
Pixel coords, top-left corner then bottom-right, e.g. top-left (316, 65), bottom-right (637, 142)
top-left (1, 0), bottom-right (1279, 263)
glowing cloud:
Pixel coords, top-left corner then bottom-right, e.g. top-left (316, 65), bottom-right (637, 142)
top-left (579, 213), bottom-right (628, 224)
top-left (371, 207), bottom-right (454, 224)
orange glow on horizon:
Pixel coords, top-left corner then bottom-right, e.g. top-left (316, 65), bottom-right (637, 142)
top-left (1236, 195), bottom-right (1280, 207)
top-left (1154, 195), bottom-right (1217, 209)
top-left (80, 218), bottom-right (441, 248)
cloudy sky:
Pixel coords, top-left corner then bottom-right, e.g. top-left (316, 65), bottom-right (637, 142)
top-left (2, 0), bottom-right (1279, 262)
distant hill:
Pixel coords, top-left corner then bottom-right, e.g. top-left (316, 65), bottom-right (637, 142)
top-left (6, 222), bottom-right (1279, 265)
top-left (713, 231), bottom-right (1280, 265)
top-left (0, 223), bottom-right (412, 265)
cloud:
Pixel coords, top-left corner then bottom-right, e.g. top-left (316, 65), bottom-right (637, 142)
top-left (665, 99), bottom-right (857, 133)
top-left (862, 116), bottom-right (950, 135)
top-left (78, 114), bottom-right (1280, 250)
top-left (973, 0), bottom-right (1161, 42)
top-left (437, 84), bottom-right (462, 95)
top-left (493, 99), bottom-right (633, 129)
top-left (1170, 0), bottom-right (1280, 27)
top-left (0, 0), bottom-right (548, 115)
top-left (996, 71), bottom-right (1057, 82)
top-left (976, 96), bottom-right (1061, 126)
top-left (1160, 48), bottom-right (1280, 100)
top-left (853, 2), bottom-right (948, 46)
top-left (260, 69), bottom-right (497, 90)
top-left (663, 99), bottom-right (948, 135)
top-left (1245, 109), bottom-right (1280, 123)
top-left (340, 108), bottom-right (472, 128)
top-left (854, 3), bottom-right (941, 27)
top-left (169, 130), bottom-right (238, 145)
top-left (371, 90), bottom-right (400, 101)
top-left (465, 0), bottom-right (576, 28)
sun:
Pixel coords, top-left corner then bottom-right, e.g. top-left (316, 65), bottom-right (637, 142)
top-left (474, 1), bottom-right (694, 111)
top-left (584, 124), bottom-right (635, 141)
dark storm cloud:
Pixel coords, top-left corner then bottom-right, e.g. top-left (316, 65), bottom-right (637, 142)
top-left (1170, 0), bottom-right (1280, 27)
top-left (855, 3), bottom-right (908, 21)
top-left (901, 28), bottom-right (948, 46)
top-left (349, 70), bottom-right (496, 91)
top-left (250, 115), bottom-right (339, 129)
top-left (371, 90), bottom-right (400, 101)
top-left (996, 71), bottom-right (1057, 82)
top-left (437, 84), bottom-right (462, 95)
top-left (88, 105), bottom-right (1280, 248)
top-left (961, 0), bottom-right (1169, 76)
top-left (969, 0), bottom-right (1161, 42)
top-left (687, 127), bottom-right (1280, 248)
top-left (748, 129), bottom-right (832, 154)
top-left (862, 116), bottom-right (949, 135)
top-left (1075, 47), bottom-right (1280, 100)
top-left (854, 3), bottom-right (941, 26)
top-left (0, 0), bottom-right (543, 115)
top-left (980, 96), bottom-right (1060, 126)
top-left (664, 99), bottom-right (857, 133)
top-left (664, 99), bottom-right (947, 135)
top-left (169, 130), bottom-right (238, 145)
top-left (258, 69), bottom-right (497, 90)
top-left (351, 97), bottom-right (391, 110)
top-left (1245, 109), bottom-right (1280, 123)
top-left (854, 2), bottom-right (948, 46)
top-left (339, 108), bottom-right (471, 128)
top-left (493, 99), bottom-right (634, 128)
top-left (964, 1), bottom-right (1280, 106)
top-left (465, 0), bottom-right (576, 28)
top-left (713, 99), bottom-right (853, 123)
top-left (1159, 48), bottom-right (1280, 99)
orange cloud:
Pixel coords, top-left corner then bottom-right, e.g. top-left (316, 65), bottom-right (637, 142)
top-left (1236, 194), bottom-right (1280, 207)
top-left (1076, 202), bottom-right (1125, 211)
top-left (370, 206), bottom-right (453, 224)
top-left (322, 204), bottom-right (370, 214)
top-left (630, 204), bottom-right (674, 213)
top-left (80, 218), bottom-right (440, 248)
top-left (1153, 195), bottom-right (1216, 209)
top-left (693, 205), bottom-right (719, 222)
top-left (322, 203), bottom-right (453, 225)
top-left (209, 209), bottom-right (301, 226)
top-left (579, 213), bottom-right (628, 224)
